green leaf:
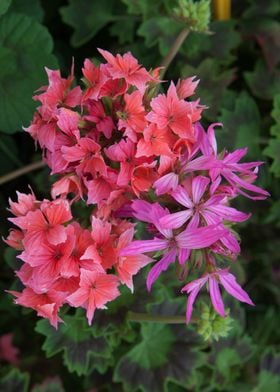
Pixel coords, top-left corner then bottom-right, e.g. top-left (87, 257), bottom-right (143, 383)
top-left (252, 350), bottom-right (280, 391)
top-left (244, 60), bottom-right (280, 100)
top-left (121, 0), bottom-right (162, 17)
top-left (218, 91), bottom-right (261, 158)
top-left (181, 58), bottom-right (234, 120)
top-left (270, 94), bottom-right (280, 137)
top-left (209, 335), bottom-right (255, 389)
top-left (0, 0), bottom-right (11, 17)
top-left (243, 0), bottom-right (280, 18)
top-left (31, 377), bottom-right (65, 392)
top-left (138, 17), bottom-right (183, 56)
top-left (60, 0), bottom-right (115, 47)
top-left (182, 20), bottom-right (240, 65)
top-left (8, 0), bottom-right (44, 22)
top-left (263, 139), bottom-right (280, 177)
top-left (0, 13), bottom-right (57, 133)
top-left (114, 295), bottom-right (204, 392)
top-left (110, 18), bottom-right (136, 45)
top-left (0, 368), bottom-right (29, 392)
top-left (35, 315), bottom-right (113, 376)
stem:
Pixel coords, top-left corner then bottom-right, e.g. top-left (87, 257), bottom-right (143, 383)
top-left (160, 27), bottom-right (190, 79)
top-left (0, 160), bottom-right (45, 186)
top-left (127, 311), bottom-right (186, 324)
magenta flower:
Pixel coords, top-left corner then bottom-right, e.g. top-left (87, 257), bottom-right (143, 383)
top-left (121, 201), bottom-right (226, 290)
top-left (181, 268), bottom-right (254, 323)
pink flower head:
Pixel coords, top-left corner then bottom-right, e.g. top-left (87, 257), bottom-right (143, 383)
top-left (116, 228), bottom-right (152, 292)
top-left (181, 269), bottom-right (254, 323)
top-left (67, 268), bottom-right (120, 325)
top-left (9, 288), bottom-right (64, 328)
top-left (8, 190), bottom-right (37, 216)
top-left (146, 82), bottom-right (200, 141)
top-left (10, 198), bottom-right (72, 246)
top-left (98, 48), bottom-right (153, 93)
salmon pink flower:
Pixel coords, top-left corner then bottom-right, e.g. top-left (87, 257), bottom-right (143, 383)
top-left (181, 269), bottom-right (254, 323)
top-left (67, 268), bottom-right (120, 325)
top-left (115, 228), bottom-right (152, 292)
top-left (146, 82), bottom-right (200, 140)
top-left (98, 49), bottom-right (153, 93)
top-left (9, 287), bottom-right (65, 328)
top-left (9, 198), bottom-right (72, 246)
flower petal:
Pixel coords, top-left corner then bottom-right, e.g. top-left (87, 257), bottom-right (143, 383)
top-left (209, 276), bottom-right (225, 317)
top-left (219, 271), bottom-right (254, 305)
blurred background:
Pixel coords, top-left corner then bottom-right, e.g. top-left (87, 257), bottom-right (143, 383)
top-left (0, 1), bottom-right (279, 391)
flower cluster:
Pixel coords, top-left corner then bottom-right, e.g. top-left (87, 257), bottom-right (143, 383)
top-left (6, 49), bottom-right (269, 327)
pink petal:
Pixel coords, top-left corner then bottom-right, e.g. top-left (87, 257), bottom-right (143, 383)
top-left (209, 276), bottom-right (225, 317)
top-left (219, 271), bottom-right (254, 305)
top-left (160, 210), bottom-right (192, 229)
top-left (120, 238), bottom-right (168, 256)
top-left (185, 286), bottom-right (201, 323)
top-left (206, 204), bottom-right (250, 222)
top-left (171, 186), bottom-right (193, 208)
top-left (154, 172), bottom-right (179, 196)
top-left (146, 249), bottom-right (177, 291)
top-left (176, 224), bottom-right (226, 249)
top-left (191, 176), bottom-right (210, 204)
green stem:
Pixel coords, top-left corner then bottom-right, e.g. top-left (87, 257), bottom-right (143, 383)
top-left (127, 311), bottom-right (186, 324)
top-left (0, 160), bottom-right (45, 186)
top-left (160, 27), bottom-right (190, 79)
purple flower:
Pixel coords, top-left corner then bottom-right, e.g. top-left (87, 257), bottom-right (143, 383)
top-left (181, 268), bottom-right (254, 323)
top-left (120, 200), bottom-right (226, 290)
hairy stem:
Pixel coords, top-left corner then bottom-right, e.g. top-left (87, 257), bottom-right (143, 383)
top-left (160, 27), bottom-right (190, 79)
top-left (0, 160), bottom-right (45, 186)
top-left (127, 311), bottom-right (187, 324)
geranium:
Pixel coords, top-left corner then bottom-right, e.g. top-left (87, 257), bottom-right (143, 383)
top-left (5, 49), bottom-right (269, 328)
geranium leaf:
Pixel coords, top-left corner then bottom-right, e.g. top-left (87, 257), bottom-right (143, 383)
top-left (0, 13), bottom-right (57, 133)
top-left (60, 0), bottom-right (115, 47)
top-left (114, 295), bottom-right (204, 392)
top-left (208, 335), bottom-right (255, 389)
top-left (138, 17), bottom-right (183, 56)
top-left (8, 0), bottom-right (44, 22)
top-left (183, 20), bottom-right (240, 64)
top-left (244, 60), bottom-right (280, 100)
top-left (31, 377), bottom-right (65, 392)
top-left (181, 58), bottom-right (234, 120)
top-left (35, 315), bottom-right (113, 376)
top-left (218, 91), bottom-right (261, 158)
top-left (252, 350), bottom-right (280, 392)
top-left (243, 0), bottom-right (280, 18)
top-left (0, 368), bottom-right (29, 392)
top-left (263, 139), bottom-right (280, 177)
top-left (0, 0), bottom-right (11, 17)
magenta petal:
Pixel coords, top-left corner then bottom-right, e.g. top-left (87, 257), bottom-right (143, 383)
top-left (219, 271), bottom-right (254, 305)
top-left (185, 286), bottom-right (200, 323)
top-left (206, 204), bottom-right (250, 222)
top-left (146, 249), bottom-right (177, 291)
top-left (154, 172), bottom-right (179, 196)
top-left (178, 248), bottom-right (191, 265)
top-left (176, 224), bottom-right (226, 249)
top-left (120, 238), bottom-right (168, 256)
top-left (160, 210), bottom-right (192, 229)
top-left (209, 277), bottom-right (225, 317)
top-left (171, 186), bottom-right (193, 208)
top-left (191, 175), bottom-right (210, 204)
